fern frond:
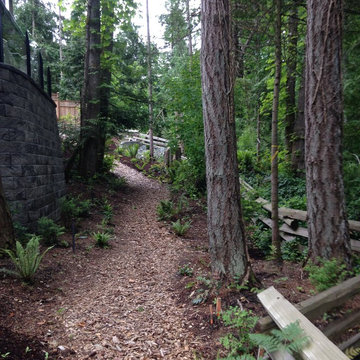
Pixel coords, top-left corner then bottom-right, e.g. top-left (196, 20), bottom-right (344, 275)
top-left (249, 333), bottom-right (282, 353)
top-left (345, 346), bottom-right (360, 359)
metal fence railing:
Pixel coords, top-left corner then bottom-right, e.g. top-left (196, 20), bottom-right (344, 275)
top-left (0, 1), bottom-right (52, 96)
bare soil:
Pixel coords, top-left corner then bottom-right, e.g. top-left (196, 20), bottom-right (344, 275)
top-left (0, 159), bottom-right (358, 359)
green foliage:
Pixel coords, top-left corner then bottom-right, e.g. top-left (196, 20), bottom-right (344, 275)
top-left (93, 232), bottom-right (111, 248)
top-left (305, 258), bottom-right (348, 292)
top-left (250, 227), bottom-right (272, 256)
top-left (107, 175), bottom-right (127, 191)
top-left (172, 219), bottom-right (191, 236)
top-left (238, 150), bottom-right (256, 173)
top-left (1, 236), bottom-right (53, 283)
top-left (37, 217), bottom-right (65, 246)
top-left (178, 263), bottom-right (193, 277)
top-left (156, 200), bottom-right (176, 221)
top-left (343, 154), bottom-right (360, 220)
top-left (102, 154), bottom-right (116, 173)
top-left (220, 307), bottom-right (259, 357)
top-left (60, 196), bottom-right (92, 227)
top-left (248, 321), bottom-right (309, 357)
top-left (102, 200), bottom-right (113, 223)
top-left (241, 195), bottom-right (265, 223)
top-left (123, 143), bottom-right (140, 159)
top-left (281, 238), bottom-right (307, 262)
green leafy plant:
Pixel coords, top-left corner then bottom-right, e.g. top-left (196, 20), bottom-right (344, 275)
top-left (102, 200), bottom-right (113, 223)
top-left (37, 217), bottom-right (65, 246)
top-left (172, 219), bottom-right (191, 236)
top-left (156, 200), bottom-right (176, 221)
top-left (93, 232), bottom-right (111, 248)
top-left (102, 154), bottom-right (116, 172)
top-left (107, 176), bottom-right (127, 191)
top-left (220, 307), bottom-right (259, 357)
top-left (123, 143), bottom-right (140, 158)
top-left (305, 257), bottom-right (348, 292)
top-left (245, 321), bottom-right (309, 359)
top-left (1, 236), bottom-right (53, 283)
top-left (178, 263), bottom-right (193, 276)
top-left (281, 238), bottom-right (307, 262)
top-left (60, 196), bottom-right (92, 227)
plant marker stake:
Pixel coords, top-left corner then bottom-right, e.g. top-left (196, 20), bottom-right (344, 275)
top-left (209, 304), bottom-right (213, 325)
top-left (216, 297), bottom-right (222, 318)
top-left (71, 220), bottom-right (76, 253)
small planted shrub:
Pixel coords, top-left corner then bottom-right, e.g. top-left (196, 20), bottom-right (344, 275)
top-left (102, 200), bottom-right (113, 223)
top-left (1, 236), bottom-right (53, 283)
top-left (124, 143), bottom-right (140, 158)
top-left (156, 200), bottom-right (175, 221)
top-left (178, 263), bottom-right (193, 276)
top-left (60, 196), bottom-right (92, 227)
top-left (93, 232), bottom-right (111, 248)
top-left (305, 257), bottom-right (348, 292)
top-left (108, 176), bottom-right (127, 191)
top-left (37, 217), bottom-right (65, 246)
top-left (172, 219), bottom-right (191, 236)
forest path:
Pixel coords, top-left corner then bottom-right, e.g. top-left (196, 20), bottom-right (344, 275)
top-left (50, 162), bottom-right (209, 359)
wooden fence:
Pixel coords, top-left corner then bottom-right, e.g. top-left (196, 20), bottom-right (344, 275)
top-left (52, 93), bottom-right (80, 121)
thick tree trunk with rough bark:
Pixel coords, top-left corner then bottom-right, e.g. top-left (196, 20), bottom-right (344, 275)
top-left (201, 0), bottom-right (249, 281)
top-left (271, 0), bottom-right (282, 262)
top-left (79, 0), bottom-right (101, 177)
top-left (0, 175), bottom-right (15, 250)
top-left (305, 0), bottom-right (351, 264)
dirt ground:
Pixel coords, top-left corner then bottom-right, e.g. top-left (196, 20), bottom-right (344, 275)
top-left (0, 160), bottom-right (358, 359)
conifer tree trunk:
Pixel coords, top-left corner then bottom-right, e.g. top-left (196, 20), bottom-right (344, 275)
top-left (305, 0), bottom-right (351, 265)
top-left (271, 0), bottom-right (282, 262)
top-left (79, 0), bottom-right (101, 177)
top-left (146, 0), bottom-right (154, 158)
top-left (201, 0), bottom-right (249, 281)
top-left (285, 2), bottom-right (299, 157)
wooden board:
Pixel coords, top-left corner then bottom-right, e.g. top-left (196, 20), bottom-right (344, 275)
top-left (324, 309), bottom-right (360, 340)
top-left (258, 275), bottom-right (360, 333)
top-left (259, 218), bottom-right (296, 242)
top-left (258, 286), bottom-right (348, 360)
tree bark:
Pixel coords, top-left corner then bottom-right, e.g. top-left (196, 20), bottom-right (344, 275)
top-left (0, 174), bottom-right (15, 250)
top-left (201, 0), bottom-right (249, 281)
top-left (271, 0), bottom-right (282, 262)
top-left (284, 3), bottom-right (299, 156)
top-left (146, 0), bottom-right (154, 159)
top-left (305, 0), bottom-right (351, 265)
top-left (291, 64), bottom-right (305, 172)
top-left (79, 0), bottom-right (101, 177)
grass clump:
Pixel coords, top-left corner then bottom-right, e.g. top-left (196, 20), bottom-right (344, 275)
top-left (1, 236), bottom-right (53, 283)
top-left (305, 257), bottom-right (348, 292)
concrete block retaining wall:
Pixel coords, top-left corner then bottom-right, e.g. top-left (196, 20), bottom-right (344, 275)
top-left (0, 63), bottom-right (66, 229)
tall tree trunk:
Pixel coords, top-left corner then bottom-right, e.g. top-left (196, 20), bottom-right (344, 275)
top-left (271, 0), bottom-right (282, 262)
top-left (79, 0), bottom-right (101, 177)
top-left (58, 5), bottom-right (64, 81)
top-left (0, 174), bottom-right (15, 250)
top-left (284, 3), bottom-right (299, 156)
top-left (305, 0), bottom-right (351, 265)
top-left (291, 64), bottom-right (305, 172)
top-left (185, 0), bottom-right (193, 58)
top-left (201, 0), bottom-right (249, 281)
top-left (146, 0), bottom-right (154, 159)
top-left (9, 0), bottom-right (13, 15)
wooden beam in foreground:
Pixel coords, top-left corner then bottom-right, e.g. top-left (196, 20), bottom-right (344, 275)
top-left (258, 286), bottom-right (348, 360)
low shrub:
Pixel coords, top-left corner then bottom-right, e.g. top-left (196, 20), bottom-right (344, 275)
top-left (1, 236), bottom-right (53, 283)
top-left (93, 232), bottom-right (111, 248)
top-left (305, 258), bottom-right (348, 292)
top-left (37, 217), bottom-right (65, 246)
top-left (172, 219), bottom-right (191, 236)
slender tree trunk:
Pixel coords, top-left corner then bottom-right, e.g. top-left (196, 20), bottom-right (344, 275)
top-left (146, 0), bottom-right (154, 159)
top-left (201, 0), bottom-right (249, 281)
top-left (0, 174), bottom-right (15, 250)
top-left (185, 0), bottom-right (193, 58)
top-left (256, 105), bottom-right (261, 161)
top-left (291, 64), bottom-right (305, 172)
top-left (79, 0), bottom-right (101, 177)
top-left (9, 0), bottom-right (13, 15)
top-left (58, 5), bottom-right (64, 81)
top-left (271, 0), bottom-right (282, 262)
top-left (284, 3), bottom-right (299, 156)
top-left (305, 0), bottom-right (351, 265)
